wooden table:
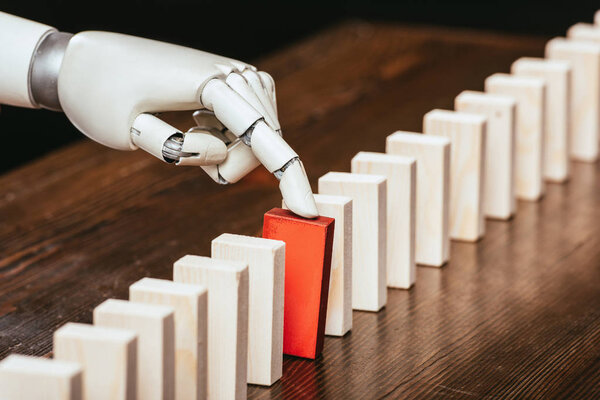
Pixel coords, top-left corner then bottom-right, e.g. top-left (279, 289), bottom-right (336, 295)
top-left (2, 22), bottom-right (599, 398)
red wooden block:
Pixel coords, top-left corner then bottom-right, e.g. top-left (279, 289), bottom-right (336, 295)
top-left (262, 208), bottom-right (335, 359)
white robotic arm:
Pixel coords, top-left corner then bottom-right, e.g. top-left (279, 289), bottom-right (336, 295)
top-left (0, 11), bottom-right (318, 218)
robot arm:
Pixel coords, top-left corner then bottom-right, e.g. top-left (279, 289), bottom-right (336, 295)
top-left (0, 11), bottom-right (318, 218)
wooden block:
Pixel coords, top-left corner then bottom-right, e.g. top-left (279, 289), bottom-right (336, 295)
top-left (596, 11), bottom-right (600, 26)
top-left (53, 323), bottom-right (137, 400)
top-left (385, 131), bottom-right (450, 267)
top-left (512, 57), bottom-right (571, 182)
top-left (318, 172), bottom-right (386, 310)
top-left (351, 152), bottom-right (416, 288)
top-left (262, 208), bottom-right (335, 358)
top-left (211, 233), bottom-right (284, 386)
top-left (0, 354), bottom-right (82, 400)
top-left (93, 299), bottom-right (175, 400)
top-left (424, 110), bottom-right (487, 242)
top-left (129, 278), bottom-right (207, 400)
top-left (546, 37), bottom-right (600, 162)
top-left (455, 90), bottom-right (516, 220)
top-left (284, 194), bottom-right (353, 337)
top-left (173, 256), bottom-right (248, 400)
top-left (568, 22), bottom-right (600, 42)
top-left (485, 73), bottom-right (546, 201)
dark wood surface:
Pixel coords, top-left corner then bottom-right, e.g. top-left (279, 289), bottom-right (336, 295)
top-left (2, 22), bottom-right (599, 398)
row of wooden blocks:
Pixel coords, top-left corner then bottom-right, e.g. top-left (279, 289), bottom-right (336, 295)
top-left (0, 215), bottom-right (340, 400)
top-left (4, 14), bottom-right (600, 400)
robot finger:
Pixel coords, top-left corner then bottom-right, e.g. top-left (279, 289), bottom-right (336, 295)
top-left (199, 78), bottom-right (318, 217)
top-left (201, 139), bottom-right (260, 184)
top-left (250, 120), bottom-right (318, 218)
top-left (201, 78), bottom-right (263, 137)
top-left (176, 129), bottom-right (227, 166)
top-left (131, 113), bottom-right (226, 165)
top-left (225, 72), bottom-right (279, 131)
top-left (257, 71), bottom-right (278, 117)
top-left (242, 69), bottom-right (280, 130)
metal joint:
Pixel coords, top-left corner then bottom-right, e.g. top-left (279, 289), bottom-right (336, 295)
top-left (29, 31), bottom-right (73, 111)
top-left (162, 133), bottom-right (195, 163)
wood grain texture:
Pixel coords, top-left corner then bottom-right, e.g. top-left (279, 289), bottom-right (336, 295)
top-left (546, 37), bottom-right (600, 162)
top-left (423, 110), bottom-right (487, 242)
top-left (1, 22), bottom-right (598, 399)
top-left (0, 354), bottom-right (82, 400)
top-left (173, 256), bottom-right (248, 400)
top-left (211, 233), bottom-right (285, 386)
top-left (351, 152), bottom-right (416, 289)
top-left (129, 278), bottom-right (207, 400)
top-left (285, 195), bottom-right (353, 337)
top-left (386, 132), bottom-right (450, 266)
top-left (512, 57), bottom-right (571, 182)
top-left (486, 73), bottom-right (546, 201)
top-left (318, 172), bottom-right (387, 311)
top-left (455, 90), bottom-right (516, 220)
top-left (93, 299), bottom-right (175, 400)
top-left (53, 323), bottom-right (137, 400)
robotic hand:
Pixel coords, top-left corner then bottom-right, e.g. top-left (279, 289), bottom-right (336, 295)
top-left (0, 12), bottom-right (318, 218)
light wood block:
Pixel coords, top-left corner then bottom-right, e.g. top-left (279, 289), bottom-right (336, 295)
top-left (211, 233), bottom-right (284, 386)
top-left (285, 194), bottom-right (353, 337)
top-left (93, 299), bottom-right (175, 400)
top-left (173, 256), bottom-right (248, 400)
top-left (547, 37), bottom-right (600, 162)
top-left (262, 208), bottom-right (335, 358)
top-left (385, 131), bottom-right (450, 267)
top-left (455, 91), bottom-right (516, 220)
top-left (512, 57), bottom-right (571, 182)
top-left (0, 354), bottom-right (82, 400)
top-left (129, 278), bottom-right (207, 400)
top-left (53, 323), bottom-right (137, 400)
top-left (318, 172), bottom-right (387, 311)
top-left (424, 110), bottom-right (487, 242)
top-left (313, 195), bottom-right (352, 335)
top-left (485, 73), bottom-right (546, 201)
top-left (351, 152), bottom-right (416, 288)
top-left (596, 11), bottom-right (600, 26)
top-left (568, 22), bottom-right (600, 42)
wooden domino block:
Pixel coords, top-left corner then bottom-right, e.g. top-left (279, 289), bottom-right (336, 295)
top-left (424, 110), bottom-right (487, 242)
top-left (351, 152), bottom-right (416, 289)
top-left (485, 73), bottom-right (546, 201)
top-left (262, 208), bottom-right (335, 358)
top-left (129, 278), bottom-right (207, 400)
top-left (568, 23), bottom-right (600, 42)
top-left (211, 233), bottom-right (284, 386)
top-left (0, 354), bottom-right (82, 400)
top-left (546, 37), bottom-right (600, 162)
top-left (313, 195), bottom-right (352, 336)
top-left (285, 194), bottom-right (353, 337)
top-left (174, 256), bottom-right (248, 400)
top-left (512, 57), bottom-right (571, 182)
top-left (318, 173), bottom-right (387, 311)
top-left (53, 323), bottom-right (137, 400)
top-left (455, 91), bottom-right (516, 220)
top-left (386, 131), bottom-right (450, 267)
top-left (93, 299), bottom-right (175, 400)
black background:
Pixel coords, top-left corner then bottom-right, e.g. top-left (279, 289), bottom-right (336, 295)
top-left (1, 1), bottom-right (597, 173)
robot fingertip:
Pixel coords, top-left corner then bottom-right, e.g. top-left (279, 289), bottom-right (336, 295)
top-left (279, 160), bottom-right (319, 219)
